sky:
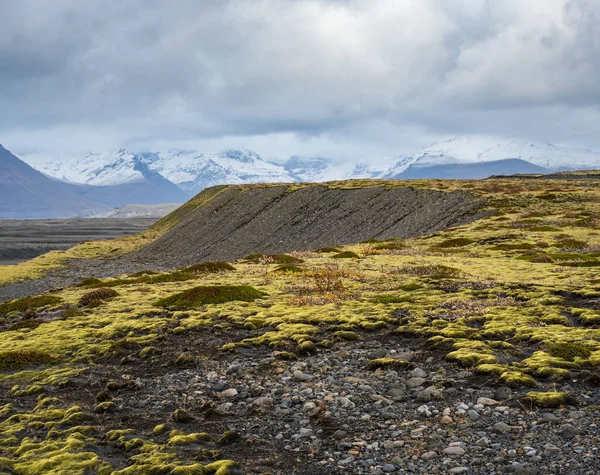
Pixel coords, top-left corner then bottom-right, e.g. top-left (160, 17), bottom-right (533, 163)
top-left (1, 0), bottom-right (599, 162)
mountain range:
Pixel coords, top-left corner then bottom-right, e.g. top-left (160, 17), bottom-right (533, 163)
top-left (2, 137), bottom-right (599, 218)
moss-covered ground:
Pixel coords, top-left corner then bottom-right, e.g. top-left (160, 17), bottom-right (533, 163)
top-left (1, 173), bottom-right (600, 472)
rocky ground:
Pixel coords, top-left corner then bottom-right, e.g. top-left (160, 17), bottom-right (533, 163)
top-left (8, 329), bottom-right (595, 475)
top-left (135, 339), bottom-right (599, 475)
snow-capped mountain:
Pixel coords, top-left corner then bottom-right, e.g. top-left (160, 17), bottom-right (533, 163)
top-left (15, 137), bottom-right (600, 209)
top-left (22, 149), bottom-right (189, 207)
top-left (282, 156), bottom-right (352, 182)
top-left (24, 149), bottom-right (148, 186)
top-left (384, 137), bottom-right (600, 177)
top-left (140, 149), bottom-right (295, 195)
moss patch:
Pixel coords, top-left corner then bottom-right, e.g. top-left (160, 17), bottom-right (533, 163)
top-left (155, 285), bottom-right (267, 310)
top-left (0, 295), bottom-right (62, 316)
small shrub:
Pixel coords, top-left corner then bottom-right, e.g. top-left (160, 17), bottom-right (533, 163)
top-left (181, 261), bottom-right (236, 274)
top-left (554, 239), bottom-right (587, 249)
top-left (155, 285), bottom-right (267, 310)
top-left (76, 277), bottom-right (102, 287)
top-left (529, 254), bottom-right (554, 263)
top-left (0, 350), bottom-right (57, 370)
top-left (562, 260), bottom-right (600, 267)
top-left (269, 254), bottom-right (304, 264)
top-left (331, 251), bottom-right (360, 259)
top-left (79, 288), bottom-right (119, 307)
top-left (0, 295), bottom-right (62, 315)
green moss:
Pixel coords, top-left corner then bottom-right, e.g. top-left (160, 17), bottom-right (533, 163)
top-left (0, 294), bottom-right (62, 315)
top-left (372, 294), bottom-right (414, 304)
top-left (175, 353), bottom-right (197, 367)
top-left (446, 349), bottom-right (498, 367)
top-left (331, 251), bottom-right (360, 259)
top-left (554, 239), bottom-right (587, 249)
top-left (434, 238), bottom-right (475, 248)
top-left (535, 367), bottom-right (570, 380)
top-left (0, 350), bottom-right (57, 370)
top-left (492, 243), bottom-right (535, 251)
top-left (297, 341), bottom-right (315, 354)
top-left (499, 371), bottom-right (536, 387)
top-left (474, 364), bottom-right (506, 375)
top-left (155, 285), bottom-right (267, 310)
top-left (203, 460), bottom-right (239, 475)
top-left (93, 402), bottom-right (115, 414)
top-left (139, 346), bottom-right (162, 359)
top-left (367, 358), bottom-right (411, 370)
top-left (168, 432), bottom-right (212, 446)
top-left (523, 391), bottom-right (572, 407)
top-left (151, 424), bottom-right (168, 436)
top-left (547, 342), bottom-right (592, 361)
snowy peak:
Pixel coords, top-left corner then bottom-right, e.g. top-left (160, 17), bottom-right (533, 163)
top-left (24, 149), bottom-right (148, 186)
top-left (283, 156), bottom-right (332, 182)
top-left (384, 137), bottom-right (600, 177)
top-left (145, 149), bottom-right (294, 195)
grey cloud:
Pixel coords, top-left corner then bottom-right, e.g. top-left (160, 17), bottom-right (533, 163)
top-left (0, 0), bottom-right (599, 156)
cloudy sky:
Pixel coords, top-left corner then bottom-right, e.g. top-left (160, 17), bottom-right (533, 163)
top-left (1, 0), bottom-right (599, 161)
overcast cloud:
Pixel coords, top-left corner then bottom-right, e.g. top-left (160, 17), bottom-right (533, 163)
top-left (1, 0), bottom-right (599, 160)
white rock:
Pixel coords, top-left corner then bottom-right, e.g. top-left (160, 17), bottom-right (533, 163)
top-left (217, 388), bottom-right (238, 398)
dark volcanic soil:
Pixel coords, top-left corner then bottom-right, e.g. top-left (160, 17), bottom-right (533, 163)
top-left (131, 185), bottom-right (486, 269)
top-left (0, 185), bottom-right (486, 302)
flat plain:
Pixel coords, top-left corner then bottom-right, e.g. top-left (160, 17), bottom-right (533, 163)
top-left (0, 218), bottom-right (158, 266)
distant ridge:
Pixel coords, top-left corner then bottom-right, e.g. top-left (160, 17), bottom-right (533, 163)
top-left (392, 158), bottom-right (549, 180)
top-left (0, 145), bottom-right (104, 219)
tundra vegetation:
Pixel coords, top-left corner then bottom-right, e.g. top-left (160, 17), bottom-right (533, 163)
top-left (0, 174), bottom-right (600, 473)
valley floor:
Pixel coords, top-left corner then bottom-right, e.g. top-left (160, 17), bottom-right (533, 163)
top-left (0, 218), bottom-right (158, 266)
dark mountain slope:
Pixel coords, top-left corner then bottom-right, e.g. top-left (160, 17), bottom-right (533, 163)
top-left (0, 145), bottom-right (104, 219)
